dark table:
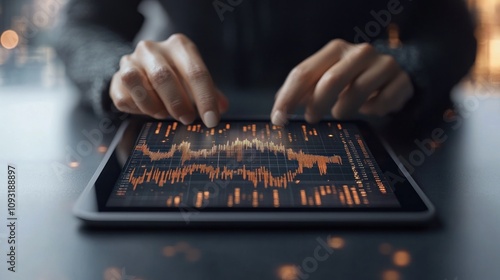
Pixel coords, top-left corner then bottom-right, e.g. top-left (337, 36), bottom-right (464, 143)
top-left (1, 50), bottom-right (500, 280)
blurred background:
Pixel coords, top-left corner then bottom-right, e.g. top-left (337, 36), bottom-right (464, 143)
top-left (0, 3), bottom-right (499, 280)
top-left (0, 0), bottom-right (66, 88)
top-left (0, 0), bottom-right (498, 94)
top-left (469, 0), bottom-right (500, 85)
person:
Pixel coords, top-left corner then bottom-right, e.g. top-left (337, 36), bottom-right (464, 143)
top-left (55, 0), bottom-right (476, 128)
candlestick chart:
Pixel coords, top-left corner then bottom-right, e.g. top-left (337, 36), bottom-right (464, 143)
top-left (107, 121), bottom-right (399, 208)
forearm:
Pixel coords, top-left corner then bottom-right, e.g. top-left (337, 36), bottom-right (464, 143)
top-left (56, 25), bottom-right (133, 116)
top-left (54, 0), bottom-right (144, 117)
top-left (373, 0), bottom-right (476, 121)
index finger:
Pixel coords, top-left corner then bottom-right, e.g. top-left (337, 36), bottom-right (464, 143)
top-left (163, 34), bottom-right (220, 128)
top-left (271, 40), bottom-right (350, 125)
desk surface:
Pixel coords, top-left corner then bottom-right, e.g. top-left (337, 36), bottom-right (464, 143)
top-left (1, 51), bottom-right (500, 280)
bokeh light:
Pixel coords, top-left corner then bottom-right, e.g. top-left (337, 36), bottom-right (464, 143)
top-left (276, 264), bottom-right (299, 280)
top-left (162, 241), bottom-right (202, 262)
top-left (392, 250), bottom-right (411, 267)
top-left (98, 145), bottom-right (108, 153)
top-left (1, 30), bottom-right (19, 50)
top-left (327, 236), bottom-right (345, 249)
top-left (382, 269), bottom-right (400, 280)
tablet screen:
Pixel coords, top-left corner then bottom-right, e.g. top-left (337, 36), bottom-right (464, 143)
top-left (106, 121), bottom-right (400, 209)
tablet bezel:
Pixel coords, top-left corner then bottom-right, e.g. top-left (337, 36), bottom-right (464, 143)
top-left (73, 118), bottom-right (435, 226)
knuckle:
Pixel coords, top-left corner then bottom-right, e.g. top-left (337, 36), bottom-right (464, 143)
top-left (150, 66), bottom-right (175, 86)
top-left (120, 68), bottom-right (141, 87)
top-left (136, 40), bottom-right (154, 50)
top-left (328, 38), bottom-right (348, 49)
top-left (161, 90), bottom-right (186, 111)
top-left (196, 91), bottom-right (216, 108)
top-left (288, 66), bottom-right (311, 83)
top-left (357, 42), bottom-right (375, 54)
top-left (114, 101), bottom-right (128, 111)
top-left (329, 39), bottom-right (351, 55)
top-left (350, 43), bottom-right (375, 59)
top-left (321, 71), bottom-right (342, 87)
top-left (167, 98), bottom-right (186, 112)
top-left (130, 85), bottom-right (148, 100)
top-left (113, 96), bottom-right (133, 111)
top-left (167, 33), bottom-right (190, 45)
top-left (186, 66), bottom-right (210, 81)
top-left (119, 55), bottom-right (130, 66)
top-left (381, 55), bottom-right (399, 70)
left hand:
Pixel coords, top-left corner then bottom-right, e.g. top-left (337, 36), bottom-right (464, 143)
top-left (271, 39), bottom-right (414, 125)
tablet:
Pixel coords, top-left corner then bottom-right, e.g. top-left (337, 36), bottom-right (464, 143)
top-left (73, 118), bottom-right (435, 226)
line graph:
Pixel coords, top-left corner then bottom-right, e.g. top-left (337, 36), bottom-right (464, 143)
top-left (129, 139), bottom-right (343, 189)
top-left (107, 121), bottom-right (398, 208)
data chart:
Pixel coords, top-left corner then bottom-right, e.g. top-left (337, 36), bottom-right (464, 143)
top-left (106, 121), bottom-right (399, 208)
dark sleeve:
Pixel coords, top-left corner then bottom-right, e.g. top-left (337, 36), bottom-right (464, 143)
top-left (55, 0), bottom-right (144, 117)
top-left (372, 0), bottom-right (476, 122)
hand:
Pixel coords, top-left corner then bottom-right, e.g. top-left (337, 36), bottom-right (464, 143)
top-left (110, 34), bottom-right (229, 128)
top-left (271, 39), bottom-right (414, 125)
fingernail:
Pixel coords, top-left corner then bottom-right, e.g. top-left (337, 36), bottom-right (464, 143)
top-left (179, 115), bottom-right (194, 126)
top-left (272, 110), bottom-right (288, 126)
top-left (203, 111), bottom-right (219, 128)
top-left (154, 112), bottom-right (169, 119)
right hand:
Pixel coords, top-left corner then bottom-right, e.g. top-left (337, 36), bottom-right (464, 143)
top-left (110, 33), bottom-right (229, 128)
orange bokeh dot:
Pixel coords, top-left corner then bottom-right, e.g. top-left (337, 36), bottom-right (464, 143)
top-left (382, 269), bottom-right (400, 280)
top-left (393, 250), bottom-right (411, 267)
top-left (276, 264), bottom-right (299, 280)
top-left (98, 145), bottom-right (108, 153)
top-left (1, 30), bottom-right (19, 50)
top-left (327, 236), bottom-right (345, 249)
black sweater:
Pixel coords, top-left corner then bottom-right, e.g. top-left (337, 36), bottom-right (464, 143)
top-left (55, 0), bottom-right (476, 121)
